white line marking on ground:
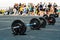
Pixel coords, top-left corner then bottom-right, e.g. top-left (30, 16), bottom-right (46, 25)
top-left (0, 27), bottom-right (60, 32)
top-left (0, 27), bottom-right (11, 31)
top-left (41, 28), bottom-right (60, 31)
top-left (0, 21), bottom-right (11, 22)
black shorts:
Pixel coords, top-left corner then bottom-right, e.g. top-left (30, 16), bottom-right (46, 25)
top-left (20, 11), bottom-right (23, 15)
top-left (43, 9), bottom-right (45, 11)
top-left (40, 9), bottom-right (43, 11)
top-left (54, 8), bottom-right (58, 13)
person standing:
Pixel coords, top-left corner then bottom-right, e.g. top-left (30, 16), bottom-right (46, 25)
top-left (53, 3), bottom-right (58, 14)
top-left (48, 2), bottom-right (52, 11)
top-left (14, 3), bottom-right (19, 15)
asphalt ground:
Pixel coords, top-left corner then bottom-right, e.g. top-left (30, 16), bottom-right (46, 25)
top-left (0, 16), bottom-right (60, 40)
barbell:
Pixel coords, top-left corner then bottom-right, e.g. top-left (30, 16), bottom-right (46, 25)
top-left (11, 16), bottom-right (56, 35)
top-left (43, 14), bottom-right (56, 25)
top-left (11, 18), bottom-right (47, 35)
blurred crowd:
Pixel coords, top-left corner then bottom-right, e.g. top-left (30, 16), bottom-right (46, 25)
top-left (0, 2), bottom-right (60, 16)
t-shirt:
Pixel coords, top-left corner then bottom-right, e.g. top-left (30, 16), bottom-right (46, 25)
top-left (48, 4), bottom-right (52, 8)
top-left (39, 4), bottom-right (43, 9)
top-left (58, 9), bottom-right (60, 12)
top-left (23, 7), bottom-right (27, 13)
top-left (19, 7), bottom-right (23, 11)
top-left (53, 4), bottom-right (57, 8)
top-left (29, 7), bottom-right (33, 12)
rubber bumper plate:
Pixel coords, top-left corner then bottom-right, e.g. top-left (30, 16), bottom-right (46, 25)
top-left (47, 17), bottom-right (56, 25)
top-left (11, 20), bottom-right (26, 35)
top-left (30, 18), bottom-right (40, 30)
top-left (43, 14), bottom-right (48, 20)
top-left (39, 17), bottom-right (47, 28)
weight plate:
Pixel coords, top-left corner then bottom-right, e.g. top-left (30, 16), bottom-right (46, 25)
top-left (43, 14), bottom-right (48, 20)
top-left (49, 14), bottom-right (55, 17)
top-left (11, 20), bottom-right (26, 35)
top-left (30, 18), bottom-right (40, 30)
top-left (47, 17), bottom-right (56, 25)
top-left (39, 17), bottom-right (47, 28)
top-left (54, 14), bottom-right (59, 18)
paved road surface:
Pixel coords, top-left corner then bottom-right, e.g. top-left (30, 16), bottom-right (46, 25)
top-left (0, 16), bottom-right (60, 40)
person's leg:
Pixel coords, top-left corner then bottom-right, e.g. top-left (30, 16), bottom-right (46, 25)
top-left (20, 11), bottom-right (23, 15)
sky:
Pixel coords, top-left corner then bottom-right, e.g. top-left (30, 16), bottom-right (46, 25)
top-left (0, 0), bottom-right (60, 9)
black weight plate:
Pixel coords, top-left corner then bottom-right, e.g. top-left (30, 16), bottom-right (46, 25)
top-left (47, 17), bottom-right (56, 25)
top-left (49, 14), bottom-right (55, 17)
top-left (30, 18), bottom-right (40, 30)
top-left (43, 14), bottom-right (48, 20)
top-left (54, 14), bottom-right (59, 18)
top-left (11, 20), bottom-right (26, 35)
top-left (39, 17), bottom-right (47, 28)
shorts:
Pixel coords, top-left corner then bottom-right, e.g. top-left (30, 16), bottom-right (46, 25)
top-left (20, 11), bottom-right (23, 15)
top-left (54, 8), bottom-right (58, 13)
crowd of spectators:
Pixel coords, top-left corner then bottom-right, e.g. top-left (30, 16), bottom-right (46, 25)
top-left (0, 2), bottom-right (59, 16)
